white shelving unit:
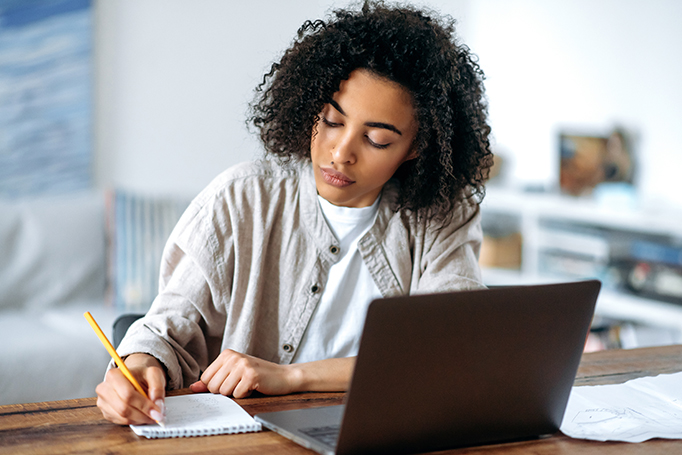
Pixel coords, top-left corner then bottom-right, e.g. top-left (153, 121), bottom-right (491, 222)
top-left (480, 187), bottom-right (682, 343)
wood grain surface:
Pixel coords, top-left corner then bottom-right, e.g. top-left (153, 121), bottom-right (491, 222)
top-left (1, 345), bottom-right (681, 454)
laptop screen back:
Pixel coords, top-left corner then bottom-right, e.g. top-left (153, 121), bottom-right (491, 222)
top-left (335, 280), bottom-right (600, 454)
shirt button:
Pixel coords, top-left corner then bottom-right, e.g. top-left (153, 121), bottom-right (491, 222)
top-left (311, 284), bottom-right (320, 293)
top-left (329, 245), bottom-right (340, 254)
top-left (282, 344), bottom-right (294, 353)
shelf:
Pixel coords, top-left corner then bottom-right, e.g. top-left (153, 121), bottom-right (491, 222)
top-left (482, 187), bottom-right (682, 239)
top-left (596, 290), bottom-right (682, 335)
top-left (481, 267), bottom-right (682, 338)
top-left (480, 186), bottom-right (682, 346)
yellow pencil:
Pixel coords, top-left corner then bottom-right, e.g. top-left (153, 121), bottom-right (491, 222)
top-left (84, 311), bottom-right (164, 426)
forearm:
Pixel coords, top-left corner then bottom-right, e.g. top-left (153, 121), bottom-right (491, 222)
top-left (287, 356), bottom-right (356, 393)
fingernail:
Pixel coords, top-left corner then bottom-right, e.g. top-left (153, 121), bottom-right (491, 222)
top-left (150, 409), bottom-right (163, 423)
top-left (154, 399), bottom-right (166, 416)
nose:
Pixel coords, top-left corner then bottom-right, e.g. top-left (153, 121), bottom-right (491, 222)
top-left (331, 130), bottom-right (357, 165)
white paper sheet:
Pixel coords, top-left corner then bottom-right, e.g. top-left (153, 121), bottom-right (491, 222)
top-left (560, 371), bottom-right (682, 442)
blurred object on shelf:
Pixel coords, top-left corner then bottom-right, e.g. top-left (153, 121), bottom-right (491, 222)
top-left (585, 316), bottom-right (623, 352)
top-left (592, 182), bottom-right (638, 210)
top-left (616, 262), bottom-right (682, 304)
top-left (480, 185), bottom-right (682, 347)
top-left (480, 232), bottom-right (522, 270)
top-left (559, 128), bottom-right (634, 197)
top-left (585, 315), bottom-right (681, 352)
top-left (480, 211), bottom-right (522, 270)
top-left (609, 238), bottom-right (682, 305)
top-left (630, 239), bottom-right (682, 268)
top-left (536, 221), bottom-right (609, 281)
top-left (535, 220), bottom-right (682, 306)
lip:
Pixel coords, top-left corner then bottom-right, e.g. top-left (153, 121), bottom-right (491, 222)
top-left (320, 166), bottom-right (355, 188)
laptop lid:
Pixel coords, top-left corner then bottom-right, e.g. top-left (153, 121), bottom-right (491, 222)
top-left (257, 280), bottom-right (601, 455)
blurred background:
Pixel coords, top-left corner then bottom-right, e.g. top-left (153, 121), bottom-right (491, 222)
top-left (1, 0), bottom-right (681, 404)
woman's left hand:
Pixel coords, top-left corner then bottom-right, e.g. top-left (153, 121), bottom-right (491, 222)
top-left (190, 349), bottom-right (355, 398)
top-left (189, 349), bottom-right (302, 398)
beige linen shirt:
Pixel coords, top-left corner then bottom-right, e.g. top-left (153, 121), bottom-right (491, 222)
top-left (116, 159), bottom-right (484, 389)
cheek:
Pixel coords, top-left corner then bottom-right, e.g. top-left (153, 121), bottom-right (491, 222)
top-left (382, 148), bottom-right (414, 172)
top-left (311, 129), bottom-right (329, 157)
top-left (310, 131), bottom-right (323, 159)
top-left (363, 155), bottom-right (406, 183)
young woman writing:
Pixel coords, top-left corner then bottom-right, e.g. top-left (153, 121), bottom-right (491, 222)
top-left (96, 1), bottom-right (493, 425)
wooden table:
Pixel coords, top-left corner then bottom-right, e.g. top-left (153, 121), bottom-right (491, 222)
top-left (2, 345), bottom-right (682, 454)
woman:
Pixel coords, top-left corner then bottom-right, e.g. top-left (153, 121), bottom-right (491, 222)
top-left (96, 1), bottom-right (493, 425)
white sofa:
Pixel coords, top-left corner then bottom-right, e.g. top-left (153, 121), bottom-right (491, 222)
top-left (0, 192), bottom-right (117, 405)
top-left (0, 190), bottom-right (187, 405)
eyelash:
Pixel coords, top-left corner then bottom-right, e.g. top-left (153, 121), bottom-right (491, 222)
top-left (367, 138), bottom-right (390, 149)
top-left (321, 116), bottom-right (341, 128)
top-left (321, 116), bottom-right (391, 149)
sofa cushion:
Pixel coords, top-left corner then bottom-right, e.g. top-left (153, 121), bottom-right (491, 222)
top-left (0, 302), bottom-right (116, 405)
top-left (0, 192), bottom-right (106, 311)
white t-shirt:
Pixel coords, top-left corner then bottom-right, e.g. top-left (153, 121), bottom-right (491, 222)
top-left (292, 195), bottom-right (383, 363)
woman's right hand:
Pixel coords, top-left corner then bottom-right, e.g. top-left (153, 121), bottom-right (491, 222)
top-left (95, 353), bottom-right (167, 425)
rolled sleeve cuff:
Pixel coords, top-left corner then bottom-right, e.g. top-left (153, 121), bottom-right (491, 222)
top-left (112, 323), bottom-right (183, 390)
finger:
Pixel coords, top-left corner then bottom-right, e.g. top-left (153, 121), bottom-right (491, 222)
top-left (107, 369), bottom-right (157, 422)
top-left (97, 371), bottom-right (157, 425)
top-left (205, 356), bottom-right (238, 394)
top-left (96, 382), bottom-right (131, 424)
top-left (106, 368), bottom-right (149, 407)
top-left (143, 367), bottom-right (166, 423)
top-left (231, 361), bottom-right (258, 398)
top-left (232, 377), bottom-right (255, 399)
top-left (206, 364), bottom-right (233, 395)
top-left (201, 349), bottom-right (236, 384)
top-left (144, 366), bottom-right (166, 402)
top-left (218, 368), bottom-right (243, 397)
top-left (189, 381), bottom-right (209, 393)
top-left (97, 394), bottom-right (156, 425)
top-left (111, 377), bottom-right (157, 425)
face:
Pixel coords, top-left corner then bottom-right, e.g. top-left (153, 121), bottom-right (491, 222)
top-left (311, 69), bottom-right (418, 208)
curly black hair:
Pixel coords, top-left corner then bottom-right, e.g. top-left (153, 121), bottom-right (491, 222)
top-left (250, 1), bottom-right (493, 220)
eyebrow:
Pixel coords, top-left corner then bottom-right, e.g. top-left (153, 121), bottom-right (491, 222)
top-left (329, 99), bottom-right (403, 136)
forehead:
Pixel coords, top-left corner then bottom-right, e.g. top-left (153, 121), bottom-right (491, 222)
top-left (332, 69), bottom-right (417, 127)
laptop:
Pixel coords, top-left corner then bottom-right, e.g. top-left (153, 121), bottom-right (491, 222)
top-left (255, 280), bottom-right (601, 454)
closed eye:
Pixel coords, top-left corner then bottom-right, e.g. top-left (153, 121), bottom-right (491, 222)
top-left (321, 116), bottom-right (342, 127)
top-left (322, 114), bottom-right (390, 148)
top-left (367, 136), bottom-right (390, 149)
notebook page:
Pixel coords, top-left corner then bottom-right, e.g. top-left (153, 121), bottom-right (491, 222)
top-left (130, 393), bottom-right (262, 438)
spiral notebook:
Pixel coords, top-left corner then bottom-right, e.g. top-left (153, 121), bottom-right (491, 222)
top-left (130, 393), bottom-right (262, 438)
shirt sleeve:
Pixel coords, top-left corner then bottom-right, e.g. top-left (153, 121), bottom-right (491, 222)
top-left (412, 196), bottom-right (485, 293)
top-left (113, 194), bottom-right (233, 390)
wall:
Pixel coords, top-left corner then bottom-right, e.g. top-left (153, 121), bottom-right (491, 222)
top-left (93, 0), bottom-right (469, 197)
top-left (94, 0), bottom-right (327, 197)
top-left (94, 0), bottom-right (682, 209)
top-left (465, 0), bottom-right (682, 209)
